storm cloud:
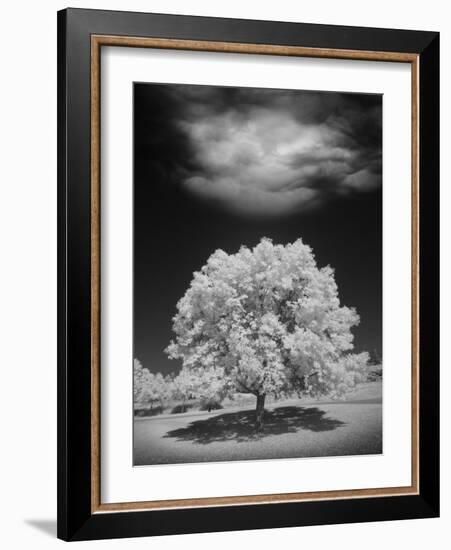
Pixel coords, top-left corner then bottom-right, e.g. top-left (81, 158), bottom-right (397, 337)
top-left (134, 84), bottom-right (382, 217)
top-left (133, 82), bottom-right (383, 374)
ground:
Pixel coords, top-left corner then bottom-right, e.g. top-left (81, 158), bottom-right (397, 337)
top-left (134, 381), bottom-right (382, 466)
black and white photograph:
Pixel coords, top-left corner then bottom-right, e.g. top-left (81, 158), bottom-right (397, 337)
top-left (133, 82), bottom-right (383, 466)
top-left (1, 0), bottom-right (444, 546)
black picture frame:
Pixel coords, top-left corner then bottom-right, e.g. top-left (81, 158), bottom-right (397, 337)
top-left (57, 7), bottom-right (439, 541)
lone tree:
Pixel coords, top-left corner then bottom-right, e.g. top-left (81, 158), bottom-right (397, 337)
top-left (166, 238), bottom-right (369, 431)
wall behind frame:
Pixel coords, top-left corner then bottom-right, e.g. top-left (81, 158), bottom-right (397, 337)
top-left (0, 1), bottom-right (447, 549)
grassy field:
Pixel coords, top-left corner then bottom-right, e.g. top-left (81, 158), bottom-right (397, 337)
top-left (134, 381), bottom-right (382, 465)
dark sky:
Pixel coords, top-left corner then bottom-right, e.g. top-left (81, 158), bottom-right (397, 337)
top-left (134, 83), bottom-right (382, 375)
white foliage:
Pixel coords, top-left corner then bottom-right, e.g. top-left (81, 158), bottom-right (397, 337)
top-left (166, 237), bottom-right (369, 400)
top-left (133, 359), bottom-right (171, 409)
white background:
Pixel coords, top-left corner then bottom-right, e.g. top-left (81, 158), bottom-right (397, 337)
top-left (0, 0), bottom-right (448, 548)
top-left (102, 48), bottom-right (412, 503)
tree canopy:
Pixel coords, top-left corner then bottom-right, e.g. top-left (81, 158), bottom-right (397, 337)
top-left (166, 238), bottom-right (369, 429)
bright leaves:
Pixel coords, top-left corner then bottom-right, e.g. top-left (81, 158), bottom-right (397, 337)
top-left (136, 238), bottom-right (369, 430)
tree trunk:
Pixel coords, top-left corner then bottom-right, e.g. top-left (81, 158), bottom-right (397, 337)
top-left (255, 393), bottom-right (266, 432)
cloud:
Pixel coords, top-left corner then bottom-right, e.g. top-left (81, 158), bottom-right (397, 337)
top-left (137, 84), bottom-right (382, 217)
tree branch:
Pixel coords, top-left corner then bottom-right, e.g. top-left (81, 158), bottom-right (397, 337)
top-left (307, 370), bottom-right (319, 379)
top-left (236, 378), bottom-right (258, 396)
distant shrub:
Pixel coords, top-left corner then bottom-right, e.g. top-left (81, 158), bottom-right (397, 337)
top-left (367, 366), bottom-right (383, 381)
top-left (199, 399), bottom-right (223, 412)
top-left (171, 404), bottom-right (192, 414)
top-left (135, 405), bottom-right (164, 417)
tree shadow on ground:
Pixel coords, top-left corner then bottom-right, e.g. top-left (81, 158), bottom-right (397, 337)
top-left (164, 406), bottom-right (346, 445)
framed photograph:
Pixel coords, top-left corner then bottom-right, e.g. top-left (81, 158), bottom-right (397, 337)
top-left (57, 8), bottom-right (439, 541)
